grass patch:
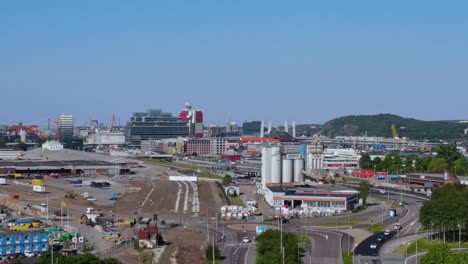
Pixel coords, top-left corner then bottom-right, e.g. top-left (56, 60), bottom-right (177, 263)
top-left (342, 251), bottom-right (353, 264)
top-left (142, 158), bottom-right (204, 170)
top-left (394, 238), bottom-right (468, 255)
top-left (374, 197), bottom-right (403, 208)
top-left (297, 234), bottom-right (311, 243)
top-left (368, 224), bottom-right (385, 233)
top-left (228, 196), bottom-right (244, 206)
top-left (316, 218), bottom-right (366, 227)
top-left (198, 173), bottom-right (224, 181)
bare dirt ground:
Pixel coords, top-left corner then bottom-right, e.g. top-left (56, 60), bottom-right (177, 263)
top-left (199, 181), bottom-right (228, 219)
top-left (159, 227), bottom-right (207, 264)
top-left (109, 246), bottom-right (140, 264)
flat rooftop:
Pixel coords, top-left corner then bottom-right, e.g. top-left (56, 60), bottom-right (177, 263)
top-left (22, 148), bottom-right (132, 164)
top-left (268, 184), bottom-right (357, 195)
top-left (0, 227), bottom-right (46, 235)
top-left (0, 160), bottom-right (114, 168)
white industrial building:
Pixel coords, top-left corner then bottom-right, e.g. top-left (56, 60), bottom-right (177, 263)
top-left (85, 131), bottom-right (125, 145)
top-left (264, 186), bottom-right (358, 216)
top-left (41, 140), bottom-right (64, 151)
top-left (307, 148), bottom-right (359, 171)
top-left (261, 146), bottom-right (304, 188)
top-left (261, 145), bottom-right (359, 215)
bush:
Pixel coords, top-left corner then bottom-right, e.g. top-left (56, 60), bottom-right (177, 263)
top-left (206, 244), bottom-right (221, 261)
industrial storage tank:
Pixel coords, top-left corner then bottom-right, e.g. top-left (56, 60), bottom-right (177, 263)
top-left (261, 147), bottom-right (272, 185)
top-left (271, 147), bottom-right (281, 183)
top-left (282, 159), bottom-right (293, 183)
top-left (294, 159), bottom-right (304, 182)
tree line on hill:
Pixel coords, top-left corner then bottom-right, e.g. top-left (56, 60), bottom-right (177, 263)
top-left (320, 114), bottom-right (467, 140)
top-left (359, 144), bottom-right (468, 175)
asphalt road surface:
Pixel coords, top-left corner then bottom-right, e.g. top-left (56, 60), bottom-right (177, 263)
top-left (354, 193), bottom-right (424, 264)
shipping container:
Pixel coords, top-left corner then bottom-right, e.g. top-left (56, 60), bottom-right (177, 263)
top-left (31, 180), bottom-right (43, 186)
top-left (33, 185), bottom-right (46, 193)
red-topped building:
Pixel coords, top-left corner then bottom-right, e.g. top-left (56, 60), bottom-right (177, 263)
top-left (179, 102), bottom-right (204, 138)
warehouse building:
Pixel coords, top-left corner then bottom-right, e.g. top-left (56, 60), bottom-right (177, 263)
top-left (264, 185), bottom-right (358, 215)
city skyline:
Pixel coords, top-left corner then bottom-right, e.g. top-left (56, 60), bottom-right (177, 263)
top-left (1, 1), bottom-right (467, 126)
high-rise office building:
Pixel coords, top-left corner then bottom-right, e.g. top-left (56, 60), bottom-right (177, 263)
top-left (58, 114), bottom-right (74, 142)
top-left (242, 121), bottom-right (263, 136)
top-left (126, 109), bottom-right (189, 148)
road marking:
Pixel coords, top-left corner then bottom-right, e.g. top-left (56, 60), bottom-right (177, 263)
top-left (174, 181), bottom-right (182, 212)
top-left (190, 182), bottom-right (200, 214)
top-left (182, 181), bottom-right (189, 213)
top-left (138, 181), bottom-right (155, 214)
top-left (244, 245), bottom-right (252, 264)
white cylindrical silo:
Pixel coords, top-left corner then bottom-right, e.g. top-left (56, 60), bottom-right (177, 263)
top-left (294, 159), bottom-right (304, 182)
top-left (282, 159), bottom-right (293, 183)
top-left (271, 147), bottom-right (281, 183)
top-left (261, 147), bottom-right (272, 185)
top-left (307, 154), bottom-right (313, 171)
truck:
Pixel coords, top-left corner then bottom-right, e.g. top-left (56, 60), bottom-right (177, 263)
top-left (69, 180), bottom-right (83, 184)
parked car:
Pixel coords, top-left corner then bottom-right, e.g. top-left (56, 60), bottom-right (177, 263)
top-left (370, 243), bottom-right (377, 249)
top-left (243, 237), bottom-right (250, 243)
top-left (377, 236), bottom-right (383, 242)
top-left (384, 230), bottom-right (391, 236)
top-left (24, 251), bottom-right (35, 257)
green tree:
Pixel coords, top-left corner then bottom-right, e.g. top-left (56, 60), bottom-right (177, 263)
top-left (206, 244), bottom-right (221, 261)
top-left (222, 175), bottom-right (233, 186)
top-left (357, 180), bottom-right (371, 206)
top-left (403, 155), bottom-right (418, 173)
top-left (371, 157), bottom-right (382, 171)
top-left (256, 230), bottom-right (306, 264)
top-left (452, 156), bottom-right (468, 175)
top-left (435, 144), bottom-right (461, 167)
top-left (428, 158), bottom-right (448, 173)
top-left (420, 244), bottom-right (453, 264)
top-left (359, 153), bottom-right (372, 169)
top-left (420, 183), bottom-right (468, 240)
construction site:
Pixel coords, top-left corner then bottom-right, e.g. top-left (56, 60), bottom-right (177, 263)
top-left (0, 148), bottom-right (228, 263)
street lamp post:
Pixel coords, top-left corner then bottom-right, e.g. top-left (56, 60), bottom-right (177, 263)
top-left (458, 224), bottom-right (461, 253)
top-left (348, 211), bottom-right (351, 256)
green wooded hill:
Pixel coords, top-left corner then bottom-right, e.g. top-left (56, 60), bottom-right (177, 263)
top-left (320, 114), bottom-right (467, 140)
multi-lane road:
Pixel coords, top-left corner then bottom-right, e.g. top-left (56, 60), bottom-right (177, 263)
top-left (354, 191), bottom-right (424, 264)
top-left (189, 182), bottom-right (428, 264)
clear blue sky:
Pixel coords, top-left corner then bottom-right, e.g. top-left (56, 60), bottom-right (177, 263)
top-left (1, 1), bottom-right (467, 127)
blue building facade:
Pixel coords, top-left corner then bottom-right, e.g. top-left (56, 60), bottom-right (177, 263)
top-left (0, 232), bottom-right (49, 256)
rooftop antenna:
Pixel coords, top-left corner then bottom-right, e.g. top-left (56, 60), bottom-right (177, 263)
top-left (292, 121), bottom-right (296, 138)
top-left (260, 121), bottom-right (265, 138)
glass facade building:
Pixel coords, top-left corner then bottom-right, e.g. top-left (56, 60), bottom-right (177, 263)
top-left (242, 121), bottom-right (262, 136)
top-left (126, 110), bottom-right (189, 148)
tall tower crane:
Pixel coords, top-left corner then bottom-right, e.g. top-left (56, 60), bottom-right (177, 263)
top-left (391, 124), bottom-right (399, 139)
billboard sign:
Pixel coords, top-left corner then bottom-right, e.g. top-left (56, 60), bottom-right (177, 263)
top-left (256, 225), bottom-right (268, 236)
top-left (168, 176), bottom-right (198, 182)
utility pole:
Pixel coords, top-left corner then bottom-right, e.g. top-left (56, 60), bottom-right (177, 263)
top-left (212, 236), bottom-right (215, 264)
